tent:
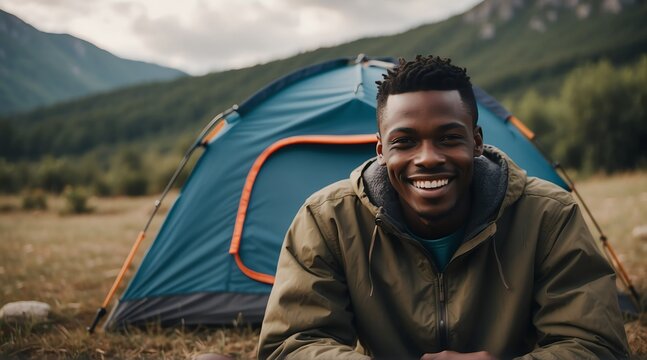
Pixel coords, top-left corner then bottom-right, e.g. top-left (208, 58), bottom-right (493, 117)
top-left (103, 56), bottom-right (570, 330)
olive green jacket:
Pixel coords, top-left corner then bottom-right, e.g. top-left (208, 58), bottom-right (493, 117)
top-left (258, 146), bottom-right (628, 359)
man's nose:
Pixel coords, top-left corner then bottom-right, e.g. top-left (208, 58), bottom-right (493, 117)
top-left (414, 142), bottom-right (445, 168)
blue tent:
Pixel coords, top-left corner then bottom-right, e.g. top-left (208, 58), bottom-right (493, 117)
top-left (104, 56), bottom-right (567, 329)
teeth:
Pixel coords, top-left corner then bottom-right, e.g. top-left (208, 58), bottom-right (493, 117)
top-left (412, 179), bottom-right (449, 189)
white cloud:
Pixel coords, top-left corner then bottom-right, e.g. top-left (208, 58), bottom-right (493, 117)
top-left (0, 0), bottom-right (481, 74)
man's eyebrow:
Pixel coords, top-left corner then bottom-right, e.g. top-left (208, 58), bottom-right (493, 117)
top-left (387, 123), bottom-right (468, 137)
top-left (437, 122), bottom-right (468, 132)
top-left (387, 127), bottom-right (416, 136)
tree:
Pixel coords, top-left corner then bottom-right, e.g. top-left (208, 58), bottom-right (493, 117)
top-left (560, 57), bottom-right (647, 172)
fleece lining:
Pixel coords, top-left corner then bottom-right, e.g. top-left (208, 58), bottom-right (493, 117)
top-left (361, 145), bottom-right (508, 239)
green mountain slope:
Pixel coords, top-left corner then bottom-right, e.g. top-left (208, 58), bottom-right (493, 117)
top-left (0, 9), bottom-right (186, 115)
top-left (3, 0), bottom-right (646, 160)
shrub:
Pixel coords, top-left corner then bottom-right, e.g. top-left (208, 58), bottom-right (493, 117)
top-left (93, 178), bottom-right (113, 197)
top-left (62, 186), bottom-right (93, 214)
top-left (115, 173), bottom-right (149, 196)
top-left (22, 189), bottom-right (48, 210)
top-left (0, 158), bottom-right (20, 193)
top-left (33, 157), bottom-right (74, 194)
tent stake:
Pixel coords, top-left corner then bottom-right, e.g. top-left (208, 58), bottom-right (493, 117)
top-left (87, 106), bottom-right (238, 334)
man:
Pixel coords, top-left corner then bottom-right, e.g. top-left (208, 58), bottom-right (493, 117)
top-left (258, 55), bottom-right (629, 359)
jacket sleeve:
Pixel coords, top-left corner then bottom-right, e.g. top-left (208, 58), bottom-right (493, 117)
top-left (258, 203), bottom-right (369, 360)
top-left (517, 201), bottom-right (630, 359)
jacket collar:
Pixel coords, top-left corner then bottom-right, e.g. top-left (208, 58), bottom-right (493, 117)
top-left (351, 145), bottom-right (527, 240)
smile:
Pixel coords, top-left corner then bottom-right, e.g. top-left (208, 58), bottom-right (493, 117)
top-left (411, 178), bottom-right (450, 190)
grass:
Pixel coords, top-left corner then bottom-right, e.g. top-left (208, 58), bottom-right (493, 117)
top-left (0, 172), bottom-right (646, 359)
top-left (0, 194), bottom-right (258, 359)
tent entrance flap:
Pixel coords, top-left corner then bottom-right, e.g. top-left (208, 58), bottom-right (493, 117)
top-left (230, 134), bottom-right (378, 284)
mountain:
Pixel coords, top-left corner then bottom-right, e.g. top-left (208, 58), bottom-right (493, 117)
top-left (0, 9), bottom-right (186, 115)
top-left (315, 0), bottom-right (646, 96)
top-left (2, 0), bottom-right (646, 160)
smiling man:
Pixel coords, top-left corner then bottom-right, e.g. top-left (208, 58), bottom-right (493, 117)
top-left (258, 55), bottom-right (628, 359)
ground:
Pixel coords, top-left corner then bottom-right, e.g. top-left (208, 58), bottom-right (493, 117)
top-left (0, 171), bottom-right (646, 359)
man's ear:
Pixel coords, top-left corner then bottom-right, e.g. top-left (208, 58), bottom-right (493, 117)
top-left (376, 132), bottom-right (386, 166)
top-left (473, 126), bottom-right (484, 157)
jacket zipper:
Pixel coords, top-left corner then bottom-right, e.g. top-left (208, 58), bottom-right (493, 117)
top-left (385, 229), bottom-right (450, 349)
top-left (376, 212), bottom-right (492, 350)
top-left (437, 273), bottom-right (448, 349)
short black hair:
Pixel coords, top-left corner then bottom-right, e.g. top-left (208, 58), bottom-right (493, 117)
top-left (376, 55), bottom-right (478, 127)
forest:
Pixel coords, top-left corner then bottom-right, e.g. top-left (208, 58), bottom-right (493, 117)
top-left (1, 56), bottom-right (646, 198)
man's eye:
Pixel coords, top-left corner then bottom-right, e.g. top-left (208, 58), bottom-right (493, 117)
top-left (390, 137), bottom-right (414, 147)
top-left (440, 134), bottom-right (464, 143)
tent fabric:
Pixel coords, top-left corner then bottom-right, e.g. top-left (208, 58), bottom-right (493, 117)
top-left (105, 56), bottom-right (567, 330)
top-left (106, 292), bottom-right (268, 327)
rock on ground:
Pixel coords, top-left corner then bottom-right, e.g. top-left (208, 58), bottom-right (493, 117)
top-left (0, 301), bottom-right (50, 323)
top-left (632, 225), bottom-right (647, 240)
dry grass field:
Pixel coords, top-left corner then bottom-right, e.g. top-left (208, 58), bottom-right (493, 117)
top-left (0, 171), bottom-right (646, 359)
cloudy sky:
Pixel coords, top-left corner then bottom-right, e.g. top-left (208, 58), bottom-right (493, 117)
top-left (0, 0), bottom-right (481, 75)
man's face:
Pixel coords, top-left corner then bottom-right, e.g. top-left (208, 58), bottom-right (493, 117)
top-left (376, 90), bottom-right (483, 236)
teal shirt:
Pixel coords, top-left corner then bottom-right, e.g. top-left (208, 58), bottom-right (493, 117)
top-left (408, 228), bottom-right (464, 272)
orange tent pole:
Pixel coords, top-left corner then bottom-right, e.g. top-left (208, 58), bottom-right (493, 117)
top-left (87, 106), bottom-right (237, 334)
